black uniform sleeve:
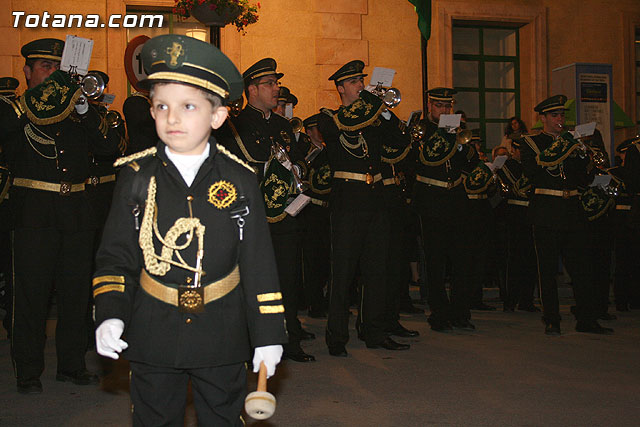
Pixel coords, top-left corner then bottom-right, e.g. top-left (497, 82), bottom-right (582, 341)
top-left (93, 165), bottom-right (144, 326)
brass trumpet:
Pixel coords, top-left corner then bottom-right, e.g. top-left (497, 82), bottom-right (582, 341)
top-left (272, 141), bottom-right (308, 194)
top-left (80, 72), bottom-right (106, 99)
top-left (409, 121), bottom-right (427, 143)
top-left (105, 110), bottom-right (123, 128)
top-left (228, 97), bottom-right (244, 117)
top-left (290, 117), bottom-right (303, 134)
top-left (455, 127), bottom-right (473, 145)
top-left (370, 82), bottom-right (401, 108)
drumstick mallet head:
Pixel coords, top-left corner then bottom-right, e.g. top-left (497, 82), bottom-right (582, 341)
top-left (244, 362), bottom-right (276, 420)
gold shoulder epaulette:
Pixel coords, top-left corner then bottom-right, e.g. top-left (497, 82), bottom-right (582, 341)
top-left (216, 143), bottom-right (256, 174)
top-left (320, 108), bottom-right (334, 117)
top-left (0, 95), bottom-right (23, 118)
top-left (113, 147), bottom-right (157, 168)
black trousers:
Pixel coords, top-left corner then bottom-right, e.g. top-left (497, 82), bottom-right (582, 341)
top-left (419, 212), bottom-right (474, 323)
top-left (11, 227), bottom-right (94, 380)
top-left (130, 361), bottom-right (246, 427)
top-left (613, 213), bottom-right (640, 307)
top-left (301, 204), bottom-right (330, 313)
top-left (587, 214), bottom-right (613, 315)
top-left (384, 203), bottom-right (412, 329)
top-left (505, 220), bottom-right (537, 309)
top-left (326, 209), bottom-right (389, 346)
top-left (270, 219), bottom-right (303, 353)
top-left (532, 225), bottom-right (596, 324)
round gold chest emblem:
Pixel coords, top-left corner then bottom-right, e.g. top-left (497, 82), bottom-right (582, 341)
top-left (208, 180), bottom-right (237, 209)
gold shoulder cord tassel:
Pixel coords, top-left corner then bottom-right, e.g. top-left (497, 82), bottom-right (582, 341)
top-left (139, 176), bottom-right (206, 277)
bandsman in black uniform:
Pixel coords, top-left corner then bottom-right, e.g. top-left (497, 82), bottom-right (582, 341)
top-left (0, 77), bottom-right (19, 99)
top-left (412, 88), bottom-right (479, 332)
top-left (123, 90), bottom-right (158, 154)
top-left (519, 95), bottom-right (612, 335)
top-left (223, 58), bottom-right (315, 362)
top-left (496, 138), bottom-right (539, 312)
top-left (300, 114), bottom-right (331, 318)
top-left (611, 138), bottom-right (640, 311)
top-left (317, 60), bottom-right (411, 356)
top-left (93, 35), bottom-right (288, 425)
top-left (0, 38), bottom-right (120, 394)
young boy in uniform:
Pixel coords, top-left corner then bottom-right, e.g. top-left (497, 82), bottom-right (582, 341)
top-left (92, 34), bottom-right (287, 426)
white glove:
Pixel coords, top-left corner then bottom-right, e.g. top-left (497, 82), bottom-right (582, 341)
top-left (253, 345), bottom-right (283, 379)
top-left (75, 95), bottom-right (89, 115)
top-left (95, 318), bottom-right (128, 360)
top-left (381, 109), bottom-right (392, 120)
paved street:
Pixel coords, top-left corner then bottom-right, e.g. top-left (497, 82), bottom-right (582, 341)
top-left (1, 290), bottom-right (639, 426)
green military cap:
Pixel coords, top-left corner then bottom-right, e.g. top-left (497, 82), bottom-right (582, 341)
top-left (277, 86), bottom-right (290, 102)
top-left (139, 34), bottom-right (243, 104)
top-left (329, 60), bottom-right (367, 83)
top-left (303, 113), bottom-right (321, 129)
top-left (21, 38), bottom-right (64, 62)
top-left (243, 58), bottom-right (283, 84)
top-left (616, 137), bottom-right (639, 153)
top-left (427, 87), bottom-right (457, 102)
top-left (534, 94), bottom-right (568, 114)
top-left (0, 77), bottom-right (19, 96)
top-left (287, 93), bottom-right (298, 107)
top-left (470, 128), bottom-right (482, 143)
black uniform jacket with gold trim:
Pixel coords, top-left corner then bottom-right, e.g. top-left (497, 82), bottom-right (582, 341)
top-left (412, 118), bottom-right (479, 221)
top-left (93, 140), bottom-right (288, 369)
top-left (224, 104), bottom-right (306, 183)
top-left (0, 97), bottom-right (120, 231)
top-left (316, 108), bottom-right (409, 212)
top-left (520, 131), bottom-right (593, 230)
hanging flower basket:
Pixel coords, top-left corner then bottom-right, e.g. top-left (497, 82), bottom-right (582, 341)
top-left (173, 0), bottom-right (260, 33)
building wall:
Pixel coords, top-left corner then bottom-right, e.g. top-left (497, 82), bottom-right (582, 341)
top-left (2, 0), bottom-right (640, 139)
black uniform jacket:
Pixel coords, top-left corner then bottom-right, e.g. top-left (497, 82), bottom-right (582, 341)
top-left (123, 93), bottom-right (158, 155)
top-left (412, 118), bottom-right (478, 220)
top-left (0, 97), bottom-right (118, 231)
top-left (520, 131), bottom-right (593, 230)
top-left (93, 140), bottom-right (288, 368)
top-left (317, 108), bottom-right (409, 213)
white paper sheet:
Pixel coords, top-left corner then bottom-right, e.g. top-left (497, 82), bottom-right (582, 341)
top-left (60, 35), bottom-right (93, 76)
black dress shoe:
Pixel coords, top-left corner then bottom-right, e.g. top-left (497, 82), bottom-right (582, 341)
top-left (56, 369), bottom-right (99, 385)
top-left (283, 350), bottom-right (316, 362)
top-left (388, 324), bottom-right (420, 338)
top-left (598, 313), bottom-right (617, 321)
top-left (518, 305), bottom-right (541, 312)
top-left (300, 329), bottom-right (316, 341)
top-left (471, 303), bottom-right (496, 311)
top-left (429, 320), bottom-right (453, 333)
top-left (366, 337), bottom-right (410, 350)
top-left (545, 323), bottom-right (561, 336)
top-left (328, 345), bottom-right (348, 357)
top-left (17, 378), bottom-right (42, 394)
top-left (575, 321), bottom-right (614, 335)
top-left (451, 319), bottom-right (476, 331)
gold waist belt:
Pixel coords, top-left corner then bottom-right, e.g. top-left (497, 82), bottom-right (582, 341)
top-left (139, 265), bottom-right (240, 307)
top-left (616, 205), bottom-right (631, 211)
top-left (86, 174), bottom-right (116, 186)
top-left (309, 197), bottom-right (328, 208)
top-left (13, 177), bottom-right (85, 195)
top-left (333, 171), bottom-right (382, 185)
top-left (382, 177), bottom-right (395, 186)
top-left (508, 199), bottom-right (530, 207)
top-left (467, 194), bottom-right (487, 200)
top-left (534, 188), bottom-right (579, 199)
top-left (416, 175), bottom-right (462, 190)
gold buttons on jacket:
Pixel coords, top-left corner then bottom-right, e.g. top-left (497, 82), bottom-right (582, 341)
top-left (187, 195), bottom-right (194, 201)
top-left (185, 318), bottom-right (192, 324)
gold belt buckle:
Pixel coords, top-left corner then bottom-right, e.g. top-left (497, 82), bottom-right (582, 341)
top-left (178, 286), bottom-right (205, 313)
top-left (562, 190), bottom-right (570, 199)
top-left (59, 181), bottom-right (72, 196)
top-left (394, 175), bottom-right (401, 186)
top-left (90, 176), bottom-right (99, 187)
top-left (365, 173), bottom-right (374, 185)
top-left (446, 180), bottom-right (453, 190)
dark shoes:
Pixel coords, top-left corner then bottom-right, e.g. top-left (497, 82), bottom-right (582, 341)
top-left (503, 305), bottom-right (515, 312)
top-left (544, 323), bottom-right (561, 336)
top-left (308, 308), bottom-right (327, 319)
top-left (366, 337), bottom-right (410, 351)
top-left (471, 303), bottom-right (496, 311)
top-left (575, 321), bottom-right (614, 335)
top-left (56, 369), bottom-right (100, 385)
top-left (388, 324), bottom-right (419, 338)
top-left (598, 313), bottom-right (617, 321)
top-left (451, 319), bottom-right (476, 331)
top-left (429, 320), bottom-right (453, 333)
top-left (399, 303), bottom-right (424, 314)
top-left (328, 345), bottom-right (348, 357)
top-left (283, 349), bottom-right (316, 362)
top-left (300, 329), bottom-right (316, 341)
top-left (17, 378), bottom-right (43, 394)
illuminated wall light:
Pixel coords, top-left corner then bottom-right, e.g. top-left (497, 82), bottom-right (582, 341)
top-left (186, 29), bottom-right (207, 41)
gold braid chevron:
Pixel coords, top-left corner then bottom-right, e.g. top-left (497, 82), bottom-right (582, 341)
top-left (139, 176), bottom-right (206, 277)
top-left (216, 143), bottom-right (256, 173)
top-left (113, 147), bottom-right (157, 168)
